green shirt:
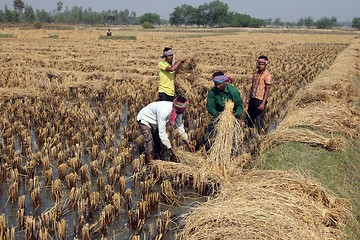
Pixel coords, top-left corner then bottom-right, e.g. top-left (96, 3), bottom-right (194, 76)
top-left (206, 84), bottom-right (243, 118)
top-left (158, 61), bottom-right (175, 96)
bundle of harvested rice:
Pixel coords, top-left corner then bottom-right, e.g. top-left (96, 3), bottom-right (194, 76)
top-left (175, 57), bottom-right (211, 100)
top-left (265, 39), bottom-right (360, 153)
top-left (281, 102), bottom-right (359, 139)
top-left (177, 170), bottom-right (356, 240)
top-left (261, 127), bottom-right (343, 152)
top-left (206, 101), bottom-right (245, 179)
top-left (151, 156), bottom-right (220, 195)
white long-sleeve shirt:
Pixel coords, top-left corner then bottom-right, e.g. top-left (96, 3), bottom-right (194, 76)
top-left (136, 101), bottom-right (189, 149)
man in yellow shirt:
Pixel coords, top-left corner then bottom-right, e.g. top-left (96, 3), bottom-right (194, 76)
top-left (158, 47), bottom-right (186, 101)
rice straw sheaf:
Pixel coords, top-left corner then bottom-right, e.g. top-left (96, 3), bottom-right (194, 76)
top-left (177, 170), bottom-right (355, 240)
top-left (175, 57), bottom-right (209, 100)
top-left (261, 127), bottom-right (343, 151)
top-left (206, 101), bottom-right (245, 179)
top-left (0, 87), bottom-right (41, 100)
top-left (152, 101), bottom-right (247, 190)
top-left (151, 155), bottom-right (221, 194)
top-left (264, 39), bottom-right (360, 152)
top-left (281, 103), bottom-right (359, 139)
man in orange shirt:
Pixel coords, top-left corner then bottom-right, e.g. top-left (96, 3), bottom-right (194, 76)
top-left (244, 56), bottom-right (272, 132)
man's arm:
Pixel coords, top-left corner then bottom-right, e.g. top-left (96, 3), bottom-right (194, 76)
top-left (174, 115), bottom-right (195, 152)
top-left (244, 84), bottom-right (253, 107)
top-left (232, 88), bottom-right (244, 117)
top-left (165, 58), bottom-right (187, 72)
top-left (258, 84), bottom-right (271, 110)
top-left (157, 110), bottom-right (172, 149)
top-left (206, 91), bottom-right (219, 118)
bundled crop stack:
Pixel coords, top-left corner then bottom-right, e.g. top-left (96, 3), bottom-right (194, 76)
top-left (177, 170), bottom-right (355, 240)
top-left (262, 39), bottom-right (360, 151)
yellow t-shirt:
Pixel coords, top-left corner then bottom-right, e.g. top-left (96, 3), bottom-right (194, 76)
top-left (158, 61), bottom-right (175, 96)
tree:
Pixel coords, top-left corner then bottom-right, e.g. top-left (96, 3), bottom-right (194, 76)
top-left (249, 18), bottom-right (266, 28)
top-left (221, 12), bottom-right (252, 27)
top-left (169, 4), bottom-right (196, 27)
top-left (69, 6), bottom-right (83, 24)
top-left (128, 11), bottom-right (138, 25)
top-left (198, 0), bottom-right (228, 27)
top-left (13, 0), bottom-right (24, 13)
top-left (303, 17), bottom-right (314, 28)
top-left (119, 9), bottom-right (130, 25)
top-left (0, 10), bottom-right (6, 22)
top-left (139, 13), bottom-right (160, 25)
top-left (169, 7), bottom-right (182, 26)
top-left (352, 17), bottom-right (360, 29)
top-left (35, 9), bottom-right (52, 23)
top-left (273, 18), bottom-right (283, 26)
top-left (24, 5), bottom-right (35, 23)
top-left (57, 1), bottom-right (63, 12)
top-left (4, 5), bottom-right (17, 23)
top-left (314, 16), bottom-right (337, 29)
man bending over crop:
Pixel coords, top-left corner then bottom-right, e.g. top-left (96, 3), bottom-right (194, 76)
top-left (244, 56), bottom-right (272, 133)
top-left (137, 96), bottom-right (195, 164)
top-left (158, 47), bottom-right (187, 101)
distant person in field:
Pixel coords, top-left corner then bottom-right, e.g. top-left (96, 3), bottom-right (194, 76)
top-left (244, 55), bottom-right (272, 133)
top-left (136, 96), bottom-right (195, 164)
top-left (106, 29), bottom-right (112, 36)
top-left (158, 47), bottom-right (187, 101)
top-left (205, 71), bottom-right (243, 145)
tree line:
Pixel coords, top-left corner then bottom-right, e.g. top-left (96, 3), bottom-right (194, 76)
top-left (1, 0), bottom-right (360, 29)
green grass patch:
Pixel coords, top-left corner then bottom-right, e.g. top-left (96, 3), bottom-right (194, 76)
top-left (99, 35), bottom-right (136, 40)
top-left (0, 33), bottom-right (13, 38)
top-left (48, 34), bottom-right (59, 39)
top-left (258, 140), bottom-right (360, 220)
top-left (164, 32), bottom-right (237, 39)
top-left (304, 42), bottom-right (349, 45)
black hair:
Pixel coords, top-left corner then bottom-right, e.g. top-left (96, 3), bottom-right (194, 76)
top-left (176, 96), bottom-right (187, 103)
top-left (258, 55), bottom-right (268, 61)
top-left (163, 47), bottom-right (172, 52)
top-left (212, 71), bottom-right (224, 78)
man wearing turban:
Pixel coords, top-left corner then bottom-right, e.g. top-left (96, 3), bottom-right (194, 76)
top-left (206, 71), bottom-right (243, 119)
top-left (158, 47), bottom-right (187, 101)
top-left (205, 71), bottom-right (243, 148)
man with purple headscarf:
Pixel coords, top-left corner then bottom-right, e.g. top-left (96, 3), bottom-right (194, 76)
top-left (206, 71), bottom-right (243, 119)
top-left (158, 47), bottom-right (187, 101)
top-left (204, 71), bottom-right (243, 148)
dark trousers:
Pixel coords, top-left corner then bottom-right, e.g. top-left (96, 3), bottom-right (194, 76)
top-left (138, 122), bottom-right (162, 157)
top-left (158, 92), bottom-right (175, 102)
top-left (247, 98), bottom-right (266, 129)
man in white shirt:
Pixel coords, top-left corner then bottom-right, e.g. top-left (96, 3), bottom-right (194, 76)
top-left (137, 96), bottom-right (195, 164)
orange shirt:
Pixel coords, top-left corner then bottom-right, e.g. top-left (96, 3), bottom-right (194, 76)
top-left (250, 69), bottom-right (272, 100)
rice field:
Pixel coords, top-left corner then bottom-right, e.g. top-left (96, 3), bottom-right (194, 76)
top-left (0, 26), bottom-right (358, 239)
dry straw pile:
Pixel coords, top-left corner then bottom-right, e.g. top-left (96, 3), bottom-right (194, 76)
top-left (262, 39), bottom-right (360, 152)
top-left (152, 100), bottom-right (248, 193)
top-left (177, 170), bottom-right (355, 240)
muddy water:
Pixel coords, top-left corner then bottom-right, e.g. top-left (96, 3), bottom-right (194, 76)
top-left (0, 98), bottom-right (210, 239)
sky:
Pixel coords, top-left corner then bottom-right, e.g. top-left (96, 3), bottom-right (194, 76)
top-left (0, 0), bottom-right (358, 22)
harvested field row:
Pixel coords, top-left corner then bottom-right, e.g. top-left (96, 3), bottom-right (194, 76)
top-left (262, 39), bottom-right (360, 151)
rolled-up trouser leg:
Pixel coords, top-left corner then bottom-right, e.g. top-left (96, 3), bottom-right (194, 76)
top-left (138, 123), bottom-right (154, 155)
